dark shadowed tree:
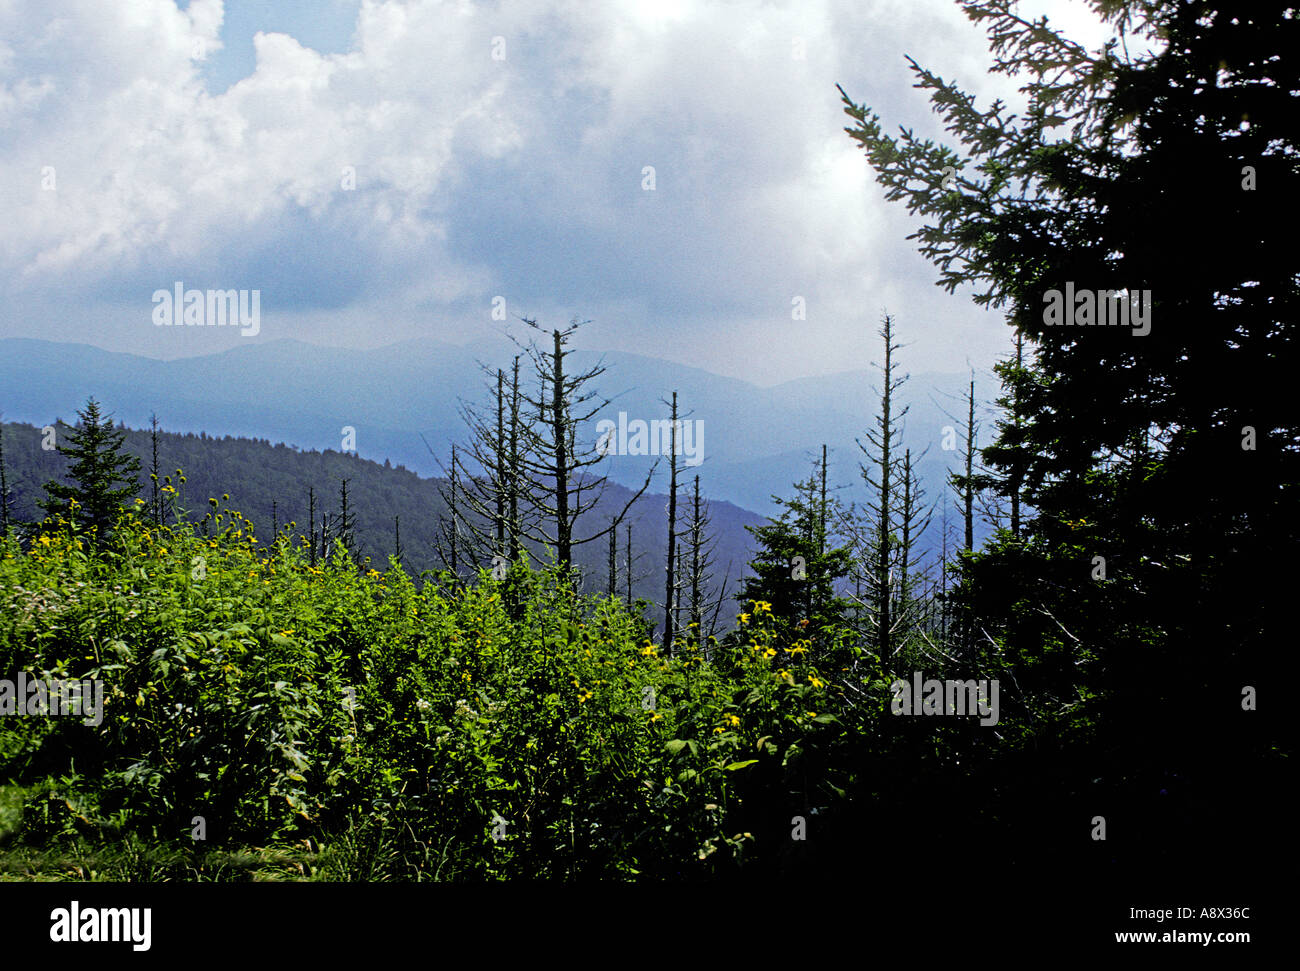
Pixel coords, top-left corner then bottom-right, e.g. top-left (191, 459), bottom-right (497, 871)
top-left (841, 0), bottom-right (1297, 866)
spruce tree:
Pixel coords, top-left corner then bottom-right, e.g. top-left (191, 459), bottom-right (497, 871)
top-left (841, 0), bottom-right (1297, 865)
top-left (39, 398), bottom-right (141, 544)
top-left (149, 412), bottom-right (163, 526)
top-left (737, 470), bottom-right (854, 657)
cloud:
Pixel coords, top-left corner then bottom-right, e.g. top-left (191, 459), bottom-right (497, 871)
top-left (0, 0), bottom-right (1113, 378)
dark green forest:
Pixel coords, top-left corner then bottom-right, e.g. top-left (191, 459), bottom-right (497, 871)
top-left (0, 416), bottom-right (758, 618)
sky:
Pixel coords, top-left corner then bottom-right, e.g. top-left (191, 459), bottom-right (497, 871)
top-left (1, 0), bottom-right (1122, 385)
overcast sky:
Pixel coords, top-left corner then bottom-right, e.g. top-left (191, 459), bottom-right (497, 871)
top-left (1, 0), bottom-right (1119, 385)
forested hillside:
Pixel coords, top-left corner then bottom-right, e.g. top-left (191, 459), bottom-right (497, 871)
top-left (0, 418), bottom-right (762, 614)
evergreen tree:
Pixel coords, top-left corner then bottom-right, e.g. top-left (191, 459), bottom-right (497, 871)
top-left (978, 334), bottom-right (1034, 542)
top-left (336, 477), bottom-right (356, 564)
top-left (149, 412), bottom-right (163, 526)
top-left (737, 469), bottom-right (854, 658)
top-left (38, 398), bottom-right (141, 543)
top-left (308, 486), bottom-right (317, 567)
top-left (841, 0), bottom-right (1297, 866)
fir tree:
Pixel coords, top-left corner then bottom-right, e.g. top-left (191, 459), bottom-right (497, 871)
top-left (39, 398), bottom-right (141, 544)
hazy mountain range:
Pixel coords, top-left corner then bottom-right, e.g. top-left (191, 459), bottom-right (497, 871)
top-left (0, 336), bottom-right (999, 574)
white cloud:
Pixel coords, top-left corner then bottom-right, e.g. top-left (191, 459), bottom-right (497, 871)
top-left (0, 0), bottom-right (1123, 378)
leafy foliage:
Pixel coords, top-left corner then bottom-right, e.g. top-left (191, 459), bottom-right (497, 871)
top-left (0, 501), bottom-right (855, 880)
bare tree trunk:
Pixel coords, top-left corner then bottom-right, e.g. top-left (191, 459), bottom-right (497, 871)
top-left (964, 376), bottom-right (975, 554)
top-left (551, 329), bottom-right (571, 574)
top-left (876, 316), bottom-right (897, 663)
top-left (509, 356), bottom-right (522, 560)
top-left (449, 443), bottom-right (459, 576)
top-left (496, 368), bottom-right (506, 557)
top-left (608, 519), bottom-right (617, 596)
top-left (690, 476), bottom-right (702, 640)
top-left (664, 391), bottom-right (678, 656)
top-left (819, 443), bottom-right (827, 556)
top-left (626, 522), bottom-right (634, 610)
top-left (901, 447), bottom-right (912, 613)
top-left (1011, 335), bottom-right (1022, 541)
top-left (149, 413), bottom-right (162, 526)
top-left (0, 417), bottom-right (11, 537)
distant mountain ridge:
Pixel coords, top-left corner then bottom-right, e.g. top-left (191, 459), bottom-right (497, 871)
top-left (0, 336), bottom-right (996, 560)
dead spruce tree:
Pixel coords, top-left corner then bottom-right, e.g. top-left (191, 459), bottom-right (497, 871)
top-left (662, 391), bottom-right (680, 655)
top-left (514, 316), bottom-right (654, 586)
top-left (436, 357), bottom-right (538, 573)
top-left (679, 474), bottom-right (727, 655)
top-left (431, 441), bottom-right (463, 577)
top-left (852, 312), bottom-right (909, 666)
